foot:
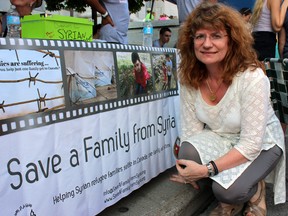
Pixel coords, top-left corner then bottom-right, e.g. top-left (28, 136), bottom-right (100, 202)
top-left (244, 180), bottom-right (267, 216)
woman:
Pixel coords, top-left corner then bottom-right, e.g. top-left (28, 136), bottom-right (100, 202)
top-left (250, 0), bottom-right (288, 61)
top-left (1, 0), bottom-right (43, 37)
top-left (170, 2), bottom-right (286, 216)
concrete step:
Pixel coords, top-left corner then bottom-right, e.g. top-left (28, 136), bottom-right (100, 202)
top-left (98, 166), bottom-right (214, 216)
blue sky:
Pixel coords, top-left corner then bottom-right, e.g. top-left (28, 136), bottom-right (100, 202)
top-left (220, 0), bottom-right (255, 10)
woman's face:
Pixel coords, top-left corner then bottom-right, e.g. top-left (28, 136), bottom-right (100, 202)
top-left (193, 28), bottom-right (229, 67)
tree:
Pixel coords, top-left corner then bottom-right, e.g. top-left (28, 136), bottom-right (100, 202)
top-left (45, 0), bottom-right (148, 14)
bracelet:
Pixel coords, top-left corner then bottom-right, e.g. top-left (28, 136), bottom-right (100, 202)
top-left (206, 163), bottom-right (215, 177)
top-left (101, 11), bottom-right (109, 18)
top-left (209, 160), bottom-right (219, 175)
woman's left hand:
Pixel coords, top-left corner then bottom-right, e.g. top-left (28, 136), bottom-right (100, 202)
top-left (170, 173), bottom-right (200, 190)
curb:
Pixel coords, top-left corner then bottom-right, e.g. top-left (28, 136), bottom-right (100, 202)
top-left (98, 167), bottom-right (214, 216)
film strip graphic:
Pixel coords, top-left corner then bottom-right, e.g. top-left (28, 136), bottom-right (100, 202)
top-left (0, 38), bottom-right (176, 52)
top-left (0, 38), bottom-right (179, 136)
top-left (0, 90), bottom-right (178, 136)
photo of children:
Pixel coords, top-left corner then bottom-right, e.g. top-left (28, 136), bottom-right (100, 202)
top-left (152, 53), bottom-right (177, 91)
top-left (117, 52), bottom-right (152, 97)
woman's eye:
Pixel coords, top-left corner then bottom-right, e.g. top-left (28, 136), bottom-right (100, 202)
top-left (211, 34), bottom-right (222, 39)
top-left (195, 35), bottom-right (205, 40)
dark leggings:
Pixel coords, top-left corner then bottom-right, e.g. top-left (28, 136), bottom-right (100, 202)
top-left (179, 142), bottom-right (282, 204)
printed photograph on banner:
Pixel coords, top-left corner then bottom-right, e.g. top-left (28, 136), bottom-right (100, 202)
top-left (0, 49), bottom-right (65, 120)
top-left (64, 50), bottom-right (117, 105)
top-left (152, 53), bottom-right (177, 91)
top-left (116, 52), bottom-right (153, 97)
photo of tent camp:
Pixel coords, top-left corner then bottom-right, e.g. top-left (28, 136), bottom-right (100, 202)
top-left (0, 49), bottom-right (65, 120)
top-left (152, 53), bottom-right (177, 91)
top-left (116, 52), bottom-right (153, 97)
top-left (64, 50), bottom-right (117, 105)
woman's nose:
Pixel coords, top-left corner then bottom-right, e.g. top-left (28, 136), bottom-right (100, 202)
top-left (202, 37), bottom-right (213, 47)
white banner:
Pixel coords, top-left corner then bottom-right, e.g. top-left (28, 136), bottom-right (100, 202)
top-left (0, 97), bottom-right (179, 215)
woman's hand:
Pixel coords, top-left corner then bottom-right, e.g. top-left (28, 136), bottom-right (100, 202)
top-left (170, 159), bottom-right (208, 190)
top-left (170, 173), bottom-right (200, 190)
top-left (102, 16), bottom-right (114, 27)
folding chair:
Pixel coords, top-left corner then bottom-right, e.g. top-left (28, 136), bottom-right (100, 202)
top-left (265, 58), bottom-right (288, 130)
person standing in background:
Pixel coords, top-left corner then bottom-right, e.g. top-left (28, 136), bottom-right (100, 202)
top-left (145, 8), bottom-right (155, 21)
top-left (153, 27), bottom-right (172, 47)
top-left (239, 7), bottom-right (252, 31)
top-left (159, 14), bottom-right (170, 20)
top-left (250, 0), bottom-right (288, 61)
top-left (84, 0), bottom-right (129, 44)
top-left (278, 9), bottom-right (288, 58)
top-left (239, 8), bottom-right (252, 23)
top-left (10, 0), bottom-right (42, 16)
top-left (165, 0), bottom-right (218, 24)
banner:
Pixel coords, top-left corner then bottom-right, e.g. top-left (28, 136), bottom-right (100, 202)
top-left (0, 38), bottom-right (179, 215)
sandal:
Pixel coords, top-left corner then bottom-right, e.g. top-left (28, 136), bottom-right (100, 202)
top-left (209, 202), bottom-right (244, 216)
top-left (243, 180), bottom-right (267, 216)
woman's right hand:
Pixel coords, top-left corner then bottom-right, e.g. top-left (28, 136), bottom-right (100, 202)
top-left (176, 159), bottom-right (208, 181)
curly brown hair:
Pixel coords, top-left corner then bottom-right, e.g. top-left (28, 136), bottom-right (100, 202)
top-left (177, 2), bottom-right (263, 89)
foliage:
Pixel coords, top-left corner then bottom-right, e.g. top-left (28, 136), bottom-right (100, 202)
top-left (118, 64), bottom-right (135, 97)
top-left (128, 0), bottom-right (145, 14)
top-left (45, 0), bottom-right (147, 14)
top-left (45, 0), bottom-right (88, 12)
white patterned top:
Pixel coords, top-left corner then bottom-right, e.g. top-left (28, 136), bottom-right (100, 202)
top-left (180, 67), bottom-right (286, 204)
